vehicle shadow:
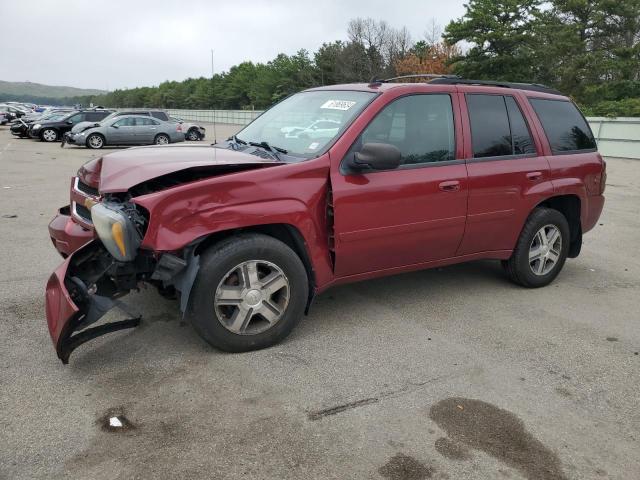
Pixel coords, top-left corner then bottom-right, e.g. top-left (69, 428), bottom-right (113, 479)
top-left (68, 260), bottom-right (512, 369)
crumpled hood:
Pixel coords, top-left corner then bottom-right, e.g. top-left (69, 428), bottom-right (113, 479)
top-left (72, 121), bottom-right (100, 133)
top-left (98, 144), bottom-right (283, 193)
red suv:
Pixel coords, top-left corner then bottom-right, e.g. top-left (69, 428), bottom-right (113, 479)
top-left (45, 77), bottom-right (606, 363)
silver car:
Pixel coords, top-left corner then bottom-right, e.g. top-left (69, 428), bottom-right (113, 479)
top-left (63, 115), bottom-right (185, 149)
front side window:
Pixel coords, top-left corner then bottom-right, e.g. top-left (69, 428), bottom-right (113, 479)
top-left (529, 98), bottom-right (596, 153)
top-left (359, 94), bottom-right (456, 165)
top-left (236, 90), bottom-right (377, 158)
top-left (113, 117), bottom-right (136, 127)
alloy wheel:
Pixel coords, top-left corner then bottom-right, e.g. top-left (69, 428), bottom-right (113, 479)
top-left (214, 260), bottom-right (290, 335)
top-left (42, 129), bottom-right (57, 142)
top-left (529, 224), bottom-right (562, 276)
top-left (88, 135), bottom-right (103, 148)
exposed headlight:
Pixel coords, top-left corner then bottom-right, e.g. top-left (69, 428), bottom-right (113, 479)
top-left (33, 123), bottom-right (41, 129)
top-left (91, 203), bottom-right (142, 262)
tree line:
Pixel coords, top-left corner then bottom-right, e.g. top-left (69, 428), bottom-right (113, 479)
top-left (61, 2), bottom-right (640, 116)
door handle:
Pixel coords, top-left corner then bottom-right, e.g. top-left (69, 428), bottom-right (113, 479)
top-left (438, 180), bottom-right (461, 192)
top-left (526, 171), bottom-right (543, 181)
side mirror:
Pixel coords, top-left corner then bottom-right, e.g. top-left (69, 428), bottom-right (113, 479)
top-left (352, 143), bottom-right (402, 171)
top-left (111, 124), bottom-right (119, 128)
top-left (66, 120), bottom-right (73, 124)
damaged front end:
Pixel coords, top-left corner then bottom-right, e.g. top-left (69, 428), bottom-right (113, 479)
top-left (46, 240), bottom-right (154, 363)
top-left (46, 198), bottom-right (161, 363)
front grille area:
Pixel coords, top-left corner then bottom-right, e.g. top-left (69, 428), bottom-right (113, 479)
top-left (74, 202), bottom-right (92, 223)
top-left (76, 179), bottom-right (99, 197)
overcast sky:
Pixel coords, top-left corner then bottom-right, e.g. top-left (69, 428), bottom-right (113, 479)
top-left (0, 0), bottom-right (466, 91)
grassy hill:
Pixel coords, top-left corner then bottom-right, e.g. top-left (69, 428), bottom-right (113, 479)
top-left (0, 80), bottom-right (107, 104)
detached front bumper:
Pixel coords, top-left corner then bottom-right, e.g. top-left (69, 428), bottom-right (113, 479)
top-left (45, 241), bottom-right (143, 364)
top-left (48, 206), bottom-right (94, 257)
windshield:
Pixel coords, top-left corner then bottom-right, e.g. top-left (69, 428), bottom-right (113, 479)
top-left (235, 90), bottom-right (376, 158)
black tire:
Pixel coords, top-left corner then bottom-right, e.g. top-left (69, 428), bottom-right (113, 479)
top-left (154, 133), bottom-right (170, 145)
top-left (186, 129), bottom-right (200, 141)
top-left (85, 133), bottom-right (105, 149)
top-left (186, 234), bottom-right (309, 352)
top-left (504, 207), bottom-right (570, 288)
top-left (41, 128), bottom-right (58, 142)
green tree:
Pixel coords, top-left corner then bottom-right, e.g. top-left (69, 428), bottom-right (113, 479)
top-left (444, 0), bottom-right (543, 81)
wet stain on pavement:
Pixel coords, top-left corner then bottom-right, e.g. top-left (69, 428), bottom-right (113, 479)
top-left (555, 387), bottom-right (573, 398)
top-left (429, 397), bottom-right (567, 480)
top-left (434, 437), bottom-right (472, 460)
top-left (606, 337), bottom-right (618, 342)
top-left (379, 453), bottom-right (434, 480)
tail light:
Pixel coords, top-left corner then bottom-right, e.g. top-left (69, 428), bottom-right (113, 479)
top-left (176, 124), bottom-right (182, 132)
top-left (600, 159), bottom-right (607, 195)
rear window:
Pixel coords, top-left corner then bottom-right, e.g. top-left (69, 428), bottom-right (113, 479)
top-left (529, 99), bottom-right (596, 153)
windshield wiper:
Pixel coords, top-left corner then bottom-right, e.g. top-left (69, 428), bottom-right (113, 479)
top-left (248, 140), bottom-right (288, 157)
top-left (225, 134), bottom-right (248, 149)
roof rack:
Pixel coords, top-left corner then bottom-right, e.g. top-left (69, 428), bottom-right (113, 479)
top-left (367, 73), bottom-right (562, 95)
top-left (429, 78), bottom-right (562, 95)
top-left (369, 74), bottom-right (460, 86)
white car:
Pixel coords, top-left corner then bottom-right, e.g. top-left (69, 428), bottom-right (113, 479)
top-left (280, 119), bottom-right (341, 139)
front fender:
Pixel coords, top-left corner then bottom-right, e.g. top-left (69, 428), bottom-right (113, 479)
top-left (132, 158), bottom-right (334, 288)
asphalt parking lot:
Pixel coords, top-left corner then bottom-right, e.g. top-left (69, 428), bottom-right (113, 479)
top-left (0, 125), bottom-right (639, 480)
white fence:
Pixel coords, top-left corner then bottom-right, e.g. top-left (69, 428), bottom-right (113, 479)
top-left (587, 117), bottom-right (640, 159)
top-left (167, 109), bottom-right (263, 125)
top-left (164, 109), bottom-right (639, 159)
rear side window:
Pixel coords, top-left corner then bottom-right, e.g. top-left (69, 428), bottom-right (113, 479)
top-left (86, 112), bottom-right (106, 121)
top-left (529, 99), bottom-right (596, 153)
top-left (505, 97), bottom-right (536, 155)
top-left (136, 117), bottom-right (160, 126)
top-left (467, 94), bottom-right (535, 158)
top-left (151, 111), bottom-right (169, 121)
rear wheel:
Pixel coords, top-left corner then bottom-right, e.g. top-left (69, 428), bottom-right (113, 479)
top-left (41, 128), bottom-right (58, 142)
top-left (186, 234), bottom-right (308, 352)
top-left (154, 133), bottom-right (170, 145)
top-left (86, 133), bottom-right (105, 149)
top-left (504, 208), bottom-right (570, 288)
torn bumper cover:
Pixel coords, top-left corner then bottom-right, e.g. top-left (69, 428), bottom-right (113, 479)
top-left (45, 241), bottom-right (147, 364)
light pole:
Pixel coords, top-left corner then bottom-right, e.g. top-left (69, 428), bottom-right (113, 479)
top-left (211, 49), bottom-right (214, 78)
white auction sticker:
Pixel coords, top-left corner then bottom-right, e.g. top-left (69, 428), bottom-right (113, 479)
top-left (320, 100), bottom-right (356, 110)
top-left (308, 142), bottom-right (320, 150)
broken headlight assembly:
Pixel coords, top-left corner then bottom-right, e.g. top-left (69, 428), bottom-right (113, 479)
top-left (90, 202), bottom-right (143, 262)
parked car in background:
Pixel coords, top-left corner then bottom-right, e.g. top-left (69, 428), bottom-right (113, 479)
top-left (169, 116), bottom-right (206, 141)
top-left (63, 114), bottom-right (185, 148)
top-left (0, 112), bottom-right (7, 125)
top-left (45, 78), bottom-right (606, 362)
top-left (30, 109), bottom-right (113, 142)
top-left (11, 111), bottom-right (72, 137)
top-left (71, 109), bottom-right (170, 134)
top-left (0, 104), bottom-right (29, 118)
top-left (23, 107), bottom-right (74, 122)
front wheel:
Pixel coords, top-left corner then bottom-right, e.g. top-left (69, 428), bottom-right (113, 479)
top-left (186, 129), bottom-right (200, 141)
top-left (186, 234), bottom-right (309, 352)
top-left (504, 207), bottom-right (570, 288)
top-left (86, 133), bottom-right (105, 149)
top-left (154, 133), bottom-right (170, 145)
